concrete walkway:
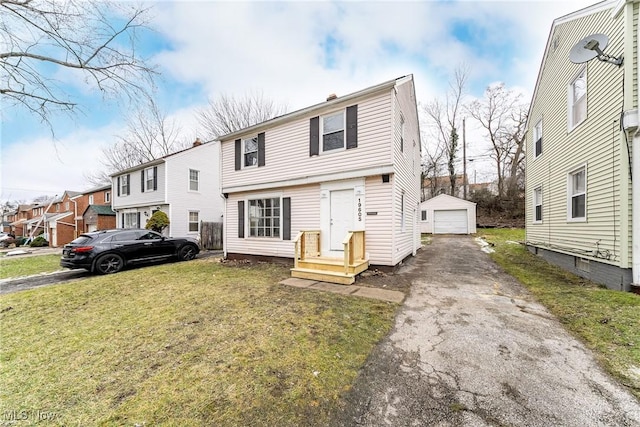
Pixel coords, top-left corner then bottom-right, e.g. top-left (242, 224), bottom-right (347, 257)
top-left (333, 235), bottom-right (640, 426)
top-left (280, 277), bottom-right (404, 303)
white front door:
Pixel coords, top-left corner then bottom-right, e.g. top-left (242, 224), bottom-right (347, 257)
top-left (330, 189), bottom-right (354, 251)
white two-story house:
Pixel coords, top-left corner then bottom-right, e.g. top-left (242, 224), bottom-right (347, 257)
top-left (525, 0), bottom-right (640, 291)
top-left (111, 139), bottom-right (223, 239)
top-left (220, 75), bottom-right (421, 284)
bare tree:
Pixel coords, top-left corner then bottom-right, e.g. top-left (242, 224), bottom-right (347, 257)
top-left (467, 83), bottom-right (527, 198)
top-left (1, 0), bottom-right (156, 129)
top-left (422, 66), bottom-right (468, 197)
top-left (420, 127), bottom-right (446, 201)
top-left (197, 91), bottom-right (287, 139)
top-left (85, 97), bottom-right (190, 185)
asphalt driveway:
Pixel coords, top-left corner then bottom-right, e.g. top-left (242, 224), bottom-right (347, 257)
top-left (334, 235), bottom-right (640, 426)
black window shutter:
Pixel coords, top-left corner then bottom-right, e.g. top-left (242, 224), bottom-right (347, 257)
top-left (153, 166), bottom-right (158, 190)
top-left (141, 170), bottom-right (145, 193)
top-left (283, 197), bottom-right (291, 240)
top-left (310, 116), bottom-right (319, 156)
top-left (121, 213), bottom-right (124, 228)
top-left (258, 132), bottom-right (265, 167)
top-left (126, 174), bottom-right (131, 195)
top-left (346, 105), bottom-right (358, 149)
top-left (235, 139), bottom-right (242, 170)
top-left (238, 201), bottom-right (245, 238)
top-left (137, 212), bottom-right (141, 228)
top-left (117, 177), bottom-right (121, 196)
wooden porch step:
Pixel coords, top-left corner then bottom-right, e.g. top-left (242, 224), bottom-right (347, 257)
top-left (290, 267), bottom-right (356, 285)
top-left (297, 257), bottom-right (369, 275)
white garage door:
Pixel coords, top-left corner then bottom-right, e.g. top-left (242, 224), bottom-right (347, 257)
top-left (433, 209), bottom-right (468, 234)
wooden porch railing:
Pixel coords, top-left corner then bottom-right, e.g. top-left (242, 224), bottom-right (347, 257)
top-left (343, 230), bottom-right (366, 273)
top-left (293, 230), bottom-right (321, 268)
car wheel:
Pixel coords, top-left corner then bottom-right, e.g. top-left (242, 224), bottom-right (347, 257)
top-left (179, 245), bottom-right (197, 261)
top-left (94, 253), bottom-right (124, 274)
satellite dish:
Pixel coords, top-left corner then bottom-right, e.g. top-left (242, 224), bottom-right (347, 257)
top-left (569, 33), bottom-right (623, 66)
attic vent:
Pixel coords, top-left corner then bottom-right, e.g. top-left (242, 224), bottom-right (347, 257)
top-left (553, 35), bottom-right (560, 52)
top-left (326, 93), bottom-right (337, 101)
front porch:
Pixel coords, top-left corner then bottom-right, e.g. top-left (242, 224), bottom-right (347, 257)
top-left (291, 230), bottom-right (369, 285)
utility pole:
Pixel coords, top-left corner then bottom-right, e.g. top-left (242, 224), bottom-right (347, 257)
top-left (462, 118), bottom-right (467, 200)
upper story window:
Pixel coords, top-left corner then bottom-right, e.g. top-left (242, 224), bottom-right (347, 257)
top-left (322, 111), bottom-right (345, 152)
top-left (65, 201), bottom-right (69, 210)
top-left (568, 166), bottom-right (586, 221)
top-left (105, 191), bottom-right (110, 203)
top-left (144, 167), bottom-right (156, 192)
top-left (243, 137), bottom-right (258, 167)
top-left (88, 195), bottom-right (94, 204)
top-left (533, 119), bottom-right (542, 158)
top-left (400, 115), bottom-right (405, 153)
top-left (189, 169), bottom-right (199, 191)
top-left (533, 187), bottom-right (543, 223)
top-left (569, 67), bottom-right (587, 130)
top-left (55, 203), bottom-right (60, 212)
top-left (119, 174), bottom-right (130, 196)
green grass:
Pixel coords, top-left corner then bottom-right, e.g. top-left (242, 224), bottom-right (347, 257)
top-left (0, 259), bottom-right (398, 426)
top-left (479, 228), bottom-right (640, 400)
top-left (0, 254), bottom-right (63, 279)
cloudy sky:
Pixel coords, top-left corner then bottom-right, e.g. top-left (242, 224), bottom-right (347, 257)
top-left (1, 0), bottom-right (597, 202)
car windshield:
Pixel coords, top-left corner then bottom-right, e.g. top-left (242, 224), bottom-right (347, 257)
top-left (71, 236), bottom-right (93, 245)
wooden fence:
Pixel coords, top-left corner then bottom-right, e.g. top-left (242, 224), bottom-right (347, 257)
top-left (200, 222), bottom-right (223, 250)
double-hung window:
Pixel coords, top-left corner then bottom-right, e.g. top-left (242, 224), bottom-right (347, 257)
top-left (105, 191), bottom-right (110, 203)
top-left (569, 67), bottom-right (587, 129)
top-left (322, 111), bottom-right (345, 152)
top-left (145, 167), bottom-right (155, 191)
top-left (188, 211), bottom-right (199, 232)
top-left (533, 187), bottom-right (543, 223)
top-left (568, 166), bottom-right (586, 220)
top-left (189, 169), bottom-right (199, 191)
top-left (88, 195), bottom-right (94, 204)
top-left (243, 137), bottom-right (258, 167)
top-left (533, 119), bottom-right (542, 158)
top-left (248, 198), bottom-right (280, 238)
top-left (121, 175), bottom-right (130, 196)
top-left (400, 115), bottom-right (405, 153)
top-left (421, 210), bottom-right (427, 221)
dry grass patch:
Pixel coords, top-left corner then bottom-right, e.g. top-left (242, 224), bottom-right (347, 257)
top-left (0, 254), bottom-right (62, 279)
top-left (0, 258), bottom-right (397, 426)
top-left (480, 228), bottom-right (640, 400)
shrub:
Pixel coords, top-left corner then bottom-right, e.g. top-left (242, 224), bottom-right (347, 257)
top-left (145, 211), bottom-right (170, 233)
top-left (29, 236), bottom-right (49, 247)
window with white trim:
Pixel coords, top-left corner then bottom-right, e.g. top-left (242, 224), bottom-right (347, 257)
top-left (248, 198), bottom-right (280, 238)
top-left (401, 191), bottom-right (406, 232)
top-left (569, 67), bottom-right (586, 129)
top-left (89, 195), bottom-right (94, 204)
top-left (188, 211), bottom-right (199, 232)
top-left (533, 187), bottom-right (543, 223)
top-left (322, 111), bottom-right (345, 152)
top-left (421, 210), bottom-right (427, 221)
top-left (243, 137), bottom-right (258, 167)
top-left (123, 212), bottom-right (138, 228)
top-left (105, 191), bottom-right (110, 203)
top-left (568, 166), bottom-right (586, 220)
top-left (144, 167), bottom-right (156, 191)
top-left (65, 201), bottom-right (69, 210)
top-left (121, 175), bottom-right (129, 196)
top-left (533, 119), bottom-right (542, 158)
top-left (189, 169), bottom-right (199, 191)
top-left (400, 115), bottom-right (405, 153)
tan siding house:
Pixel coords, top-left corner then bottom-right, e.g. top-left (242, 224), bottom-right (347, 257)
top-left (525, 0), bottom-right (638, 291)
top-left (221, 75), bottom-right (421, 283)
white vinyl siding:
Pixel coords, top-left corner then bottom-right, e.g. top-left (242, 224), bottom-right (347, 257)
top-left (221, 90), bottom-right (393, 191)
top-left (525, 5), bottom-right (626, 267)
top-left (112, 164), bottom-right (165, 209)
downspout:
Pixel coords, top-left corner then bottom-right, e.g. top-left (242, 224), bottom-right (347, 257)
top-left (71, 197), bottom-right (78, 238)
top-left (633, 0), bottom-right (640, 286)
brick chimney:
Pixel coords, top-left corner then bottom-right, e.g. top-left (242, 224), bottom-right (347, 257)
top-left (193, 138), bottom-right (202, 147)
top-left (326, 93), bottom-right (337, 101)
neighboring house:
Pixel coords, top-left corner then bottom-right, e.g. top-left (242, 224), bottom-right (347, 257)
top-left (220, 75), bottom-right (421, 284)
top-left (70, 184), bottom-right (113, 234)
top-left (34, 191), bottom-right (80, 246)
top-left (9, 204), bottom-right (34, 236)
top-left (111, 139), bottom-right (223, 238)
top-left (82, 204), bottom-right (116, 232)
top-left (420, 194), bottom-right (477, 234)
top-left (525, 0), bottom-right (636, 291)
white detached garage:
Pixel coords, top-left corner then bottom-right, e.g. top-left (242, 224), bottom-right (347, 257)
top-left (420, 194), bottom-right (476, 234)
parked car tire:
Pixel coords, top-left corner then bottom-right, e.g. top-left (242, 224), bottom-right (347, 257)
top-left (94, 253), bottom-right (125, 274)
top-left (178, 244), bottom-right (198, 261)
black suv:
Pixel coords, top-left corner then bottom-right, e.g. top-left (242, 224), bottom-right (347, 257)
top-left (60, 229), bottom-right (200, 274)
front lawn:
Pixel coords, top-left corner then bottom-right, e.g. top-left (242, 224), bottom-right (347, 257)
top-left (0, 258), bottom-right (398, 426)
top-left (479, 228), bottom-right (640, 400)
top-left (0, 254), bottom-right (63, 279)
